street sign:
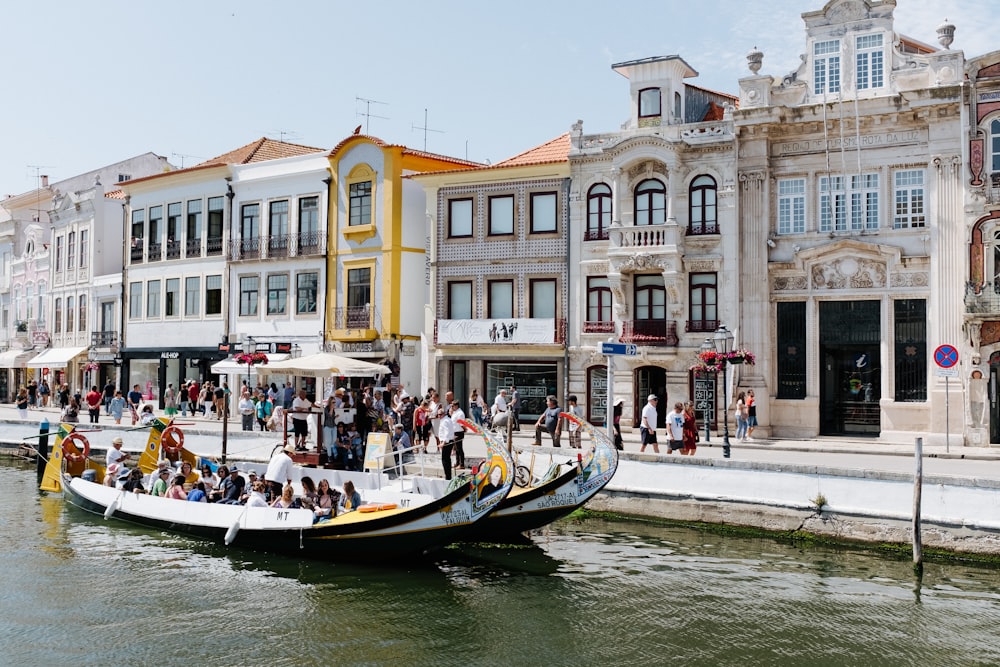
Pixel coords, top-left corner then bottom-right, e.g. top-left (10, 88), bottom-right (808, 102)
top-left (934, 344), bottom-right (958, 369)
top-left (935, 367), bottom-right (959, 378)
top-left (600, 342), bottom-right (638, 356)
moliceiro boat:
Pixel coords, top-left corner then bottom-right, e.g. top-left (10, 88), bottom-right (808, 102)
top-left (461, 412), bottom-right (619, 541)
top-left (40, 418), bottom-right (515, 560)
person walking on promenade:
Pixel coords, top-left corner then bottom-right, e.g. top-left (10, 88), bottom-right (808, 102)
top-left (109, 390), bottom-right (126, 424)
top-left (640, 394), bottom-right (660, 454)
top-left (667, 401), bottom-right (685, 454)
top-left (164, 383), bottom-right (178, 418)
top-left (15, 387), bottom-right (28, 419)
top-left (127, 383), bottom-right (143, 425)
top-left (509, 384), bottom-right (521, 431)
top-left (566, 395), bottom-right (583, 448)
top-left (682, 401), bottom-right (699, 456)
top-left (533, 395), bottom-right (563, 447)
top-left (85, 385), bottom-right (102, 424)
top-left (102, 380), bottom-right (115, 415)
top-left (449, 396), bottom-right (466, 469)
top-left (39, 380), bottom-right (50, 408)
top-left (58, 383), bottom-right (70, 412)
top-left (178, 382), bottom-right (190, 417)
top-left (745, 389), bottom-right (757, 441)
top-left (735, 391), bottom-right (749, 442)
top-left (27, 380), bottom-right (38, 410)
top-left (492, 388), bottom-right (509, 430)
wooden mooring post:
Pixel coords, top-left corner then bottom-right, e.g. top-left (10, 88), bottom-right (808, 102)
top-left (912, 436), bottom-right (923, 570)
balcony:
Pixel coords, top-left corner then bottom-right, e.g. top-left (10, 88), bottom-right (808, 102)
top-left (296, 231), bottom-right (325, 256)
top-left (206, 236), bottom-right (224, 256)
top-left (147, 241), bottom-right (162, 262)
top-left (329, 306), bottom-right (383, 340)
top-left (185, 238), bottom-right (202, 259)
top-left (685, 319), bottom-right (719, 333)
top-left (609, 224), bottom-right (675, 250)
top-left (91, 331), bottom-right (119, 348)
top-left (584, 229), bottom-right (610, 242)
top-left (130, 243), bottom-right (144, 264)
top-left (686, 223), bottom-right (720, 236)
top-left (434, 318), bottom-right (566, 345)
top-left (267, 234), bottom-right (291, 259)
top-left (230, 231), bottom-right (327, 261)
top-left (165, 240), bottom-right (181, 260)
top-left (583, 320), bottom-right (615, 334)
top-left (621, 319), bottom-right (679, 347)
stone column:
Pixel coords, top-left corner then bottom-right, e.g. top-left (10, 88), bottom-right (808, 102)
top-left (737, 170), bottom-right (770, 431)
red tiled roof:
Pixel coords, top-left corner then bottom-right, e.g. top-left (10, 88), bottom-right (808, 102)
top-left (328, 133), bottom-right (481, 168)
top-left (196, 137), bottom-right (326, 167)
top-left (702, 101), bottom-right (725, 121)
top-left (687, 83), bottom-right (739, 102)
top-left (105, 189), bottom-right (125, 200)
top-left (492, 133), bottom-right (570, 168)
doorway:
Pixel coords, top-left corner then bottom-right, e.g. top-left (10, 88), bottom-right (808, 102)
top-left (819, 301), bottom-right (881, 436)
top-left (635, 365), bottom-right (666, 428)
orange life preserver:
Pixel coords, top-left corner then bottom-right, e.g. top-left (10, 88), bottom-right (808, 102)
top-left (358, 503), bottom-right (398, 513)
top-left (62, 432), bottom-right (91, 463)
top-left (160, 425), bottom-right (185, 455)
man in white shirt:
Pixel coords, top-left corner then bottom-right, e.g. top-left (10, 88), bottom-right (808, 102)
top-left (667, 401), bottom-right (686, 454)
top-left (264, 443), bottom-right (297, 499)
top-left (437, 404), bottom-right (457, 480)
top-left (291, 389), bottom-right (315, 450)
top-left (448, 394), bottom-right (467, 469)
top-left (640, 394), bottom-right (660, 454)
top-left (492, 389), bottom-right (508, 430)
top-left (105, 436), bottom-right (130, 469)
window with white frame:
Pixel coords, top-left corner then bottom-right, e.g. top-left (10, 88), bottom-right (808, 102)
top-left (893, 170), bottom-right (925, 229)
top-left (79, 229), bottom-right (88, 267)
top-left (778, 178), bottom-right (806, 234)
top-left (587, 277), bottom-right (611, 325)
top-left (639, 87), bottom-right (661, 118)
top-left (205, 275), bottom-right (222, 315)
top-left (129, 282), bottom-right (142, 319)
top-left (165, 278), bottom-right (180, 318)
top-left (447, 281), bottom-right (473, 319)
top-left (296, 272), bottom-right (317, 314)
top-left (185, 276), bottom-right (200, 316)
top-left (267, 274), bottom-right (288, 315)
top-left (856, 34), bottom-right (884, 90)
top-left (813, 39), bottom-right (841, 95)
top-left (55, 236), bottom-right (63, 272)
top-left (449, 198), bottom-right (473, 238)
top-left (991, 118), bottom-right (1000, 175)
top-left (820, 173), bottom-right (878, 232)
top-left (78, 293), bottom-right (86, 331)
top-left (67, 232), bottom-right (75, 270)
top-left (146, 280), bottom-right (161, 318)
top-left (54, 297), bottom-right (61, 332)
top-left (239, 276), bottom-right (259, 316)
top-left (66, 295), bottom-right (74, 331)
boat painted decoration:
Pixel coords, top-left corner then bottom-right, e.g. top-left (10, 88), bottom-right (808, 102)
top-left (458, 418), bottom-right (515, 518)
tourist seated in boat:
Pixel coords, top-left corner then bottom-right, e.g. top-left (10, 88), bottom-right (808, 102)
top-left (217, 467), bottom-right (246, 505)
top-left (271, 484), bottom-right (301, 509)
top-left (245, 480), bottom-right (269, 508)
top-left (339, 480), bottom-right (361, 512)
top-left (314, 478), bottom-right (341, 520)
top-left (178, 461), bottom-right (199, 485)
top-left (208, 466), bottom-right (229, 502)
top-left (104, 463), bottom-right (122, 487)
top-left (298, 476), bottom-right (320, 510)
top-left (139, 404), bottom-right (156, 426)
top-left (121, 468), bottom-right (146, 493)
top-left (199, 464), bottom-right (218, 495)
top-left (238, 470), bottom-right (259, 503)
top-left (150, 467), bottom-right (171, 497)
top-left (187, 481), bottom-right (208, 502)
top-left (165, 474), bottom-right (188, 500)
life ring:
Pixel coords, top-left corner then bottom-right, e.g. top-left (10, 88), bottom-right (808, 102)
top-left (62, 432), bottom-right (90, 463)
top-left (160, 425), bottom-right (185, 455)
top-left (358, 503), bottom-right (398, 513)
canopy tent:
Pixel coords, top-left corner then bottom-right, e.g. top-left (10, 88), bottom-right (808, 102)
top-left (210, 353), bottom-right (289, 376)
top-left (261, 352), bottom-right (390, 378)
top-left (25, 346), bottom-right (88, 369)
top-left (0, 348), bottom-right (38, 369)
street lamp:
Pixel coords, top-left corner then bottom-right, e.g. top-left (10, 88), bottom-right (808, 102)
top-left (714, 325), bottom-right (735, 458)
top-left (700, 338), bottom-right (714, 443)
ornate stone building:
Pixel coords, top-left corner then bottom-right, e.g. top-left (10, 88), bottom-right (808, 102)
top-left (736, 0), bottom-right (965, 442)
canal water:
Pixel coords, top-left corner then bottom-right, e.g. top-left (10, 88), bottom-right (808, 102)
top-left (3, 462), bottom-right (1000, 667)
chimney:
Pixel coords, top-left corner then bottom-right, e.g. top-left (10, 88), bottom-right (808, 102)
top-left (41, 175), bottom-right (49, 187)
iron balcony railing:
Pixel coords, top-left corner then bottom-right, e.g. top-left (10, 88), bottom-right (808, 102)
top-left (230, 231), bottom-right (327, 261)
top-left (621, 319), bottom-right (679, 347)
top-left (331, 306), bottom-right (383, 332)
top-left (185, 238), bottom-right (202, 258)
top-left (685, 319), bottom-right (720, 333)
top-left (91, 331), bottom-right (118, 347)
top-left (583, 320), bottom-right (615, 334)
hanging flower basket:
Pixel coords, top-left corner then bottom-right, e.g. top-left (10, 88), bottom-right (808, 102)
top-left (690, 348), bottom-right (756, 374)
top-left (727, 349), bottom-right (756, 365)
top-left (235, 351), bottom-right (269, 366)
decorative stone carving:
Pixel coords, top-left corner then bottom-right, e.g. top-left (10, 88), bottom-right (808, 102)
top-left (811, 258), bottom-right (886, 290)
top-left (685, 259), bottom-right (720, 272)
top-left (773, 275), bottom-right (808, 291)
top-left (739, 171), bottom-right (766, 182)
top-left (747, 46), bottom-right (763, 74)
top-left (583, 261), bottom-right (609, 275)
top-left (615, 254), bottom-right (666, 272)
top-left (889, 272), bottom-right (929, 288)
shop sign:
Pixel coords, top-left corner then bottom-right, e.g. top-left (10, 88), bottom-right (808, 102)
top-left (342, 342), bottom-right (373, 353)
top-left (31, 331), bottom-right (49, 346)
top-left (437, 318), bottom-right (555, 345)
top-left (160, 351), bottom-right (180, 359)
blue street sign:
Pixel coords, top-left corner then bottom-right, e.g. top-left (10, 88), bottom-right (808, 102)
top-left (934, 344), bottom-right (958, 369)
top-left (600, 342), bottom-right (638, 356)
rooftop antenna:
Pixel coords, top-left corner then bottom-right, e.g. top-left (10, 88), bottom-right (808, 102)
top-left (355, 96), bottom-right (389, 134)
top-left (272, 130), bottom-right (301, 144)
top-left (26, 165), bottom-right (55, 222)
top-left (171, 153), bottom-right (204, 169)
top-left (411, 108), bottom-right (443, 151)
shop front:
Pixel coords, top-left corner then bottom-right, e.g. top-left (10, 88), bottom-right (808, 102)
top-left (121, 347), bottom-right (228, 408)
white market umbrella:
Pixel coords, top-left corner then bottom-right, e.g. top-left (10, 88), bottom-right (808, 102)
top-left (260, 352), bottom-right (390, 378)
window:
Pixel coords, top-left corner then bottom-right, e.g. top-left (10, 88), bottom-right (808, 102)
top-left (530, 278), bottom-right (556, 318)
top-left (167, 202), bottom-right (181, 244)
top-left (487, 280), bottom-right (514, 318)
top-left (820, 174), bottom-right (879, 232)
top-left (146, 280), bottom-right (161, 318)
top-left (239, 276), bottom-right (259, 316)
top-left (269, 200), bottom-right (288, 238)
top-left (448, 281), bottom-right (473, 319)
top-left (674, 91), bottom-right (682, 121)
top-left (688, 273), bottom-right (717, 332)
top-left (635, 179), bottom-right (666, 226)
top-left (586, 277), bottom-right (612, 327)
top-left (688, 175), bottom-right (717, 235)
top-left (67, 232), bottom-right (75, 269)
top-left (240, 203), bottom-right (259, 253)
top-left (894, 299), bottom-right (926, 402)
top-left (448, 198), bottom-right (473, 238)
top-left (66, 296), bottom-right (74, 332)
top-left (776, 301), bottom-right (806, 399)
top-left (207, 197), bottom-right (224, 254)
top-left (55, 236), bottom-right (63, 272)
top-left (78, 294), bottom-right (86, 331)
top-left (347, 267), bottom-right (372, 327)
top-left (54, 297), bottom-right (61, 333)
top-left (267, 274), bottom-right (288, 315)
top-left (529, 192), bottom-right (557, 234)
top-left (185, 276), bottom-right (200, 316)
top-left (813, 39), bottom-right (841, 94)
top-left (296, 272), bottom-right (317, 314)
top-left (635, 275), bottom-right (665, 320)
top-left (186, 200), bottom-right (202, 256)
top-left (488, 195), bottom-right (514, 235)
top-left (129, 282), bottom-right (142, 319)
top-left (79, 230), bottom-right (88, 267)
top-left (149, 205), bottom-right (162, 244)
top-left (165, 278), bottom-right (180, 318)
top-left (856, 34), bottom-right (884, 90)
top-left (131, 209), bottom-right (144, 241)
top-left (299, 196), bottom-right (319, 242)
top-left (586, 184), bottom-right (612, 241)
top-left (778, 179), bottom-right (806, 234)
top-left (893, 170), bottom-right (925, 228)
top-left (992, 119), bottom-right (1000, 174)
top-left (349, 181), bottom-right (372, 226)
top-left (205, 275), bottom-right (222, 315)
top-left (639, 87), bottom-right (661, 118)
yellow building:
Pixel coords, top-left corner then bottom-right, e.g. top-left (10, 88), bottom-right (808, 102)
top-left (325, 135), bottom-right (478, 391)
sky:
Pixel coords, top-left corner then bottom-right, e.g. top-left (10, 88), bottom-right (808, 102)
top-left (0, 0), bottom-right (994, 196)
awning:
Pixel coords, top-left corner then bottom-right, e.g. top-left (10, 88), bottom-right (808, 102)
top-left (262, 352), bottom-right (390, 377)
top-left (0, 348), bottom-right (38, 369)
top-left (210, 353), bottom-right (290, 376)
top-left (25, 346), bottom-right (89, 369)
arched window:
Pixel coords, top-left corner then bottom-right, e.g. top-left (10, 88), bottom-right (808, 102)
top-left (586, 184), bottom-right (611, 241)
top-left (25, 283), bottom-right (34, 320)
top-left (66, 295), bottom-right (74, 332)
top-left (79, 294), bottom-right (87, 332)
top-left (54, 298), bottom-right (62, 333)
top-left (36, 281), bottom-right (46, 324)
top-left (688, 175), bottom-right (717, 235)
top-left (634, 179), bottom-right (665, 226)
top-left (991, 118), bottom-right (1000, 177)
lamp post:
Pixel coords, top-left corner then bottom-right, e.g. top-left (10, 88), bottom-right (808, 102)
top-left (714, 325), bottom-right (735, 458)
top-left (700, 338), bottom-right (714, 443)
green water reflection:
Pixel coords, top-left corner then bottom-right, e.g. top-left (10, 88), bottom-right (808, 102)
top-left (3, 464), bottom-right (1000, 666)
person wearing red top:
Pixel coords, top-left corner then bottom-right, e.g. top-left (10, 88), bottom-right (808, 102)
top-left (187, 380), bottom-right (200, 416)
top-left (85, 385), bottom-right (103, 424)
